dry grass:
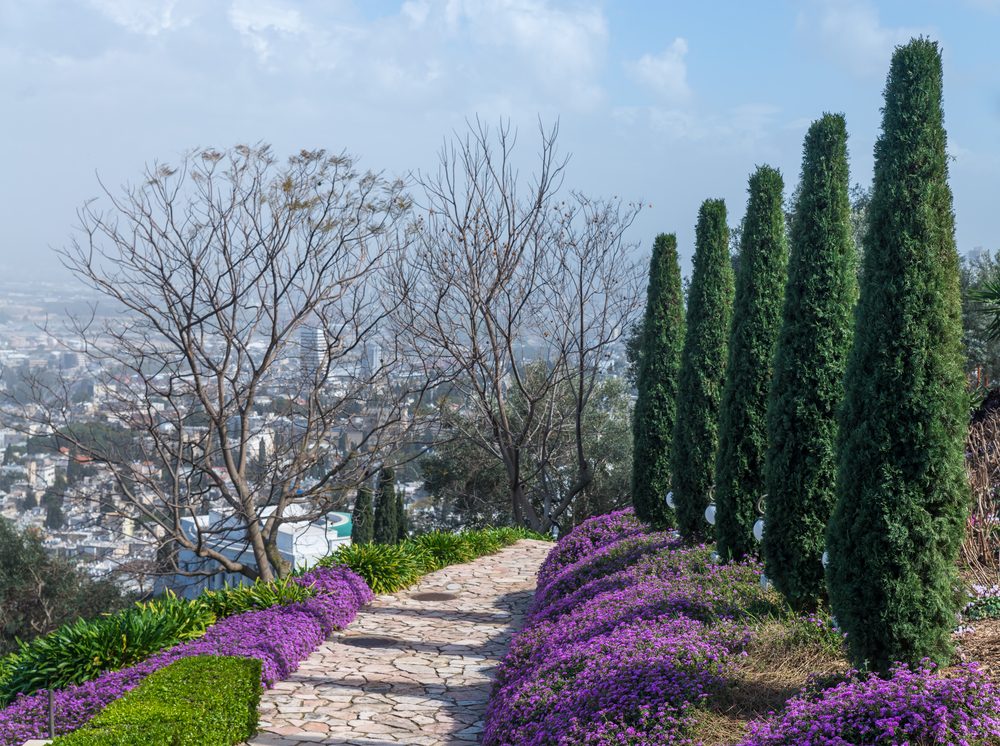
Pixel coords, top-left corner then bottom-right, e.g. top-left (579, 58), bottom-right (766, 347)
top-left (684, 612), bottom-right (1000, 745)
top-left (955, 617), bottom-right (1000, 678)
top-left (690, 619), bottom-right (851, 745)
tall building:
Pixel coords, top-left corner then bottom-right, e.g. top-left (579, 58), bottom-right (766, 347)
top-left (299, 326), bottom-right (327, 379)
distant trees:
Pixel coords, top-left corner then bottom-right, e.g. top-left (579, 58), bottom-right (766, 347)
top-left (373, 467), bottom-right (399, 545)
top-left (421, 376), bottom-right (634, 531)
top-left (630, 234), bottom-right (684, 524)
top-left (0, 519), bottom-right (128, 654)
top-left (672, 200), bottom-right (734, 542)
top-left (350, 485), bottom-right (374, 545)
top-left (3, 145), bottom-right (434, 583)
top-left (960, 248), bottom-right (1000, 382)
top-left (762, 114), bottom-right (857, 611)
top-left (826, 39), bottom-right (968, 672)
top-left (715, 167), bottom-right (788, 562)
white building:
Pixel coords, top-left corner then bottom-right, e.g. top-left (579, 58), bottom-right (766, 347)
top-left (159, 504), bottom-right (353, 598)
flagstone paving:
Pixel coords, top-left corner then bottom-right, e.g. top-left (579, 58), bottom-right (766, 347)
top-left (245, 539), bottom-right (553, 746)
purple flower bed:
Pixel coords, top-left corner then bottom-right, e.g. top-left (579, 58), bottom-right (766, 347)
top-left (485, 510), bottom-right (762, 745)
top-left (528, 530), bottom-right (679, 618)
top-left (490, 510), bottom-right (1000, 745)
top-left (741, 662), bottom-right (1000, 745)
top-left (485, 617), bottom-right (739, 746)
top-left (0, 565), bottom-right (372, 746)
top-left (535, 508), bottom-right (645, 589)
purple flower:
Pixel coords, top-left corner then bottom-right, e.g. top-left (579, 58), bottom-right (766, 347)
top-left (741, 661), bottom-right (1000, 745)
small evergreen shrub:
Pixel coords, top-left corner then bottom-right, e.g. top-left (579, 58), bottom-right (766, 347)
top-left (321, 542), bottom-right (424, 594)
top-left (409, 531), bottom-right (476, 570)
top-left (51, 656), bottom-right (262, 746)
top-left (460, 530), bottom-right (505, 557)
top-left (197, 576), bottom-right (315, 619)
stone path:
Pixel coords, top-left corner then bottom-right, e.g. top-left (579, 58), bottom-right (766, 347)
top-left (246, 539), bottom-right (552, 746)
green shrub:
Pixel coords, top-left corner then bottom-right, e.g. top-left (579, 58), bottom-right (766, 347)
top-left (410, 531), bottom-right (476, 570)
top-left (827, 39), bottom-right (968, 673)
top-left (320, 542), bottom-right (424, 594)
top-left (0, 594), bottom-right (215, 703)
top-left (487, 526), bottom-right (551, 544)
top-left (965, 596), bottom-right (1000, 621)
top-left (460, 530), bottom-right (505, 557)
top-left (52, 656), bottom-right (262, 745)
top-left (196, 576), bottom-right (315, 619)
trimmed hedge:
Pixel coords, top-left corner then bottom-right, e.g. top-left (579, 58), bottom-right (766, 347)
top-left (52, 656), bottom-right (261, 745)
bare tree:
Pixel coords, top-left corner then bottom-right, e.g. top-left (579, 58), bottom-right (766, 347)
top-left (537, 194), bottom-right (644, 532)
top-left (398, 121), bottom-right (643, 532)
top-left (3, 145), bottom-right (435, 582)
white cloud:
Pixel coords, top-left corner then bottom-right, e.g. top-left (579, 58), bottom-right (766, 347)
top-left (88, 0), bottom-right (190, 35)
top-left (628, 37), bottom-right (690, 103)
top-left (446, 0), bottom-right (609, 109)
top-left (228, 0), bottom-right (308, 63)
top-left (798, 0), bottom-right (931, 77)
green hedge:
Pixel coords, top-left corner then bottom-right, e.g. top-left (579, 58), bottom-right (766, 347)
top-left (52, 656), bottom-right (261, 745)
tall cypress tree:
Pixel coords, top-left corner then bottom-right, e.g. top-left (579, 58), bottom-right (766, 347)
top-left (826, 39), bottom-right (968, 672)
top-left (351, 485), bottom-right (374, 545)
top-left (672, 200), bottom-right (734, 541)
top-left (373, 468), bottom-right (399, 545)
top-left (762, 114), bottom-right (858, 611)
top-left (395, 478), bottom-right (408, 543)
top-left (715, 166), bottom-right (789, 562)
top-left (631, 233), bottom-right (685, 524)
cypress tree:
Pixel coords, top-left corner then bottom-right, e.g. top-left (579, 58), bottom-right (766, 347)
top-left (762, 114), bottom-right (858, 611)
top-left (373, 468), bottom-right (399, 545)
top-left (395, 479), bottom-right (408, 543)
top-left (715, 166), bottom-right (789, 562)
top-left (826, 39), bottom-right (968, 672)
top-left (672, 200), bottom-right (735, 541)
top-left (630, 234), bottom-right (685, 524)
top-left (351, 485), bottom-right (374, 545)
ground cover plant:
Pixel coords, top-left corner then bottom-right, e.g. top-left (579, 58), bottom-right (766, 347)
top-left (485, 509), bottom-right (1000, 745)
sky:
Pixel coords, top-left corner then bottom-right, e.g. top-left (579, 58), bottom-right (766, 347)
top-left (0, 0), bottom-right (997, 282)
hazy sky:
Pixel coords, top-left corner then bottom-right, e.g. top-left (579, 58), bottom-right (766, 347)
top-left (1, 0), bottom-right (997, 281)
